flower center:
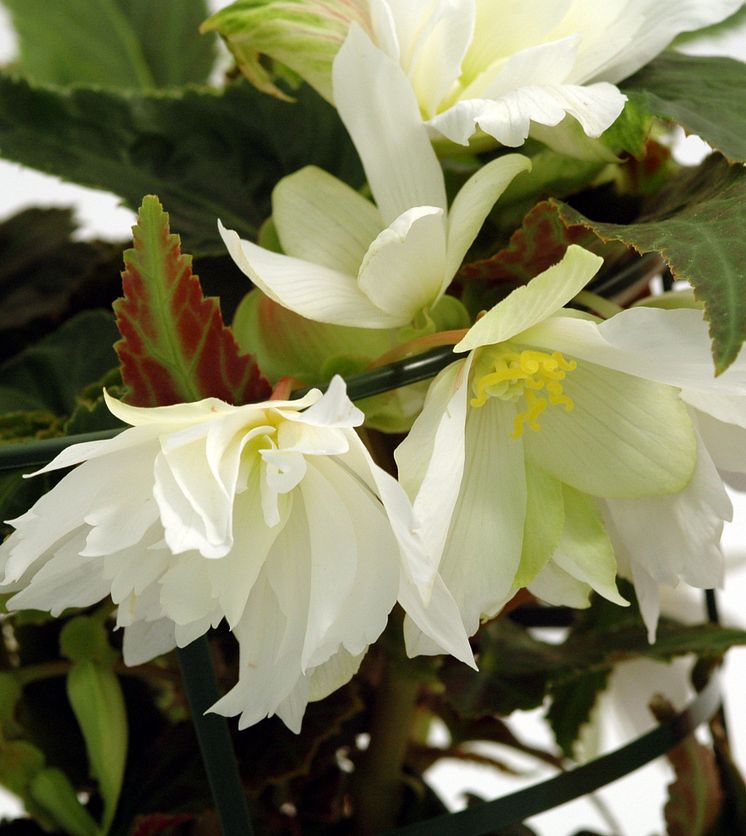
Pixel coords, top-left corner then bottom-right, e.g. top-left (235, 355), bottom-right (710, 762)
top-left (470, 345), bottom-right (576, 438)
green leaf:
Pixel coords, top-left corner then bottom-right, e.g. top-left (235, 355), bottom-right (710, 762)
top-left (547, 670), bottom-right (609, 760)
top-left (650, 694), bottom-right (723, 836)
top-left (0, 310), bottom-right (119, 414)
top-left (113, 196), bottom-right (270, 407)
top-left (0, 207), bottom-right (119, 361)
top-left (67, 661), bottom-right (127, 832)
top-left (0, 74), bottom-right (364, 255)
top-left (29, 767), bottom-right (99, 836)
top-left (622, 53), bottom-right (746, 164)
top-left (2, 0), bottom-right (216, 89)
top-left (552, 154), bottom-right (746, 373)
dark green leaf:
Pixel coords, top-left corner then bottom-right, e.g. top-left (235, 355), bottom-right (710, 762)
top-left (547, 670), bottom-right (609, 759)
top-left (0, 207), bottom-right (120, 361)
top-left (2, 0), bottom-right (216, 89)
top-left (0, 310), bottom-right (119, 414)
top-left (0, 74), bottom-right (364, 255)
top-left (622, 53), bottom-right (746, 164)
top-left (552, 154), bottom-right (746, 373)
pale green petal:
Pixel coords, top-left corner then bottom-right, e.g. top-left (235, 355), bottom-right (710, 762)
top-left (525, 360), bottom-right (697, 498)
top-left (220, 221), bottom-right (403, 328)
top-left (332, 24), bottom-right (447, 225)
top-left (445, 154), bottom-right (531, 281)
top-left (358, 206), bottom-right (446, 320)
top-left (439, 397), bottom-right (527, 635)
top-left (553, 486), bottom-right (627, 606)
top-left (464, 0), bottom-right (572, 83)
top-left (272, 166), bottom-right (382, 274)
top-left (528, 559), bottom-right (591, 609)
top-left (455, 245), bottom-right (602, 352)
top-left (514, 461), bottom-right (564, 587)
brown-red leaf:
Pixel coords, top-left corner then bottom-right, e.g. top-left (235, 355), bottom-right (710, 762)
top-left (114, 195), bottom-right (270, 407)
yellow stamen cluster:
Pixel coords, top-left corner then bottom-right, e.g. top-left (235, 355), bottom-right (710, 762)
top-left (471, 346), bottom-right (577, 438)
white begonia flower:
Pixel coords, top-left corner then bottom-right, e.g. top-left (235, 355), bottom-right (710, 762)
top-left (206, 0), bottom-right (742, 151)
top-left (368, 0), bottom-right (743, 148)
top-left (395, 245), bottom-right (744, 650)
top-left (219, 23), bottom-right (531, 329)
top-left (0, 377), bottom-right (474, 733)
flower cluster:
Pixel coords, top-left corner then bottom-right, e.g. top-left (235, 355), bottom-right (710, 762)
top-left (3, 0), bottom-right (746, 737)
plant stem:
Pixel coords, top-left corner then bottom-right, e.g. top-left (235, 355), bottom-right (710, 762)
top-left (177, 636), bottom-right (254, 836)
top-left (352, 655), bottom-right (421, 835)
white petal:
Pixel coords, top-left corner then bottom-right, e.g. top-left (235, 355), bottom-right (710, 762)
top-left (302, 456), bottom-right (399, 667)
top-left (358, 206), bottom-right (446, 320)
top-left (272, 166), bottom-right (382, 274)
top-left (159, 553), bottom-right (217, 626)
top-left (695, 409), bottom-right (746, 474)
top-left (590, 0), bottom-right (745, 84)
top-left (525, 360), bottom-right (697, 498)
top-left (282, 376), bottom-right (363, 429)
top-left (604, 428), bottom-right (730, 592)
top-left (371, 0), bottom-right (475, 119)
top-left (528, 559), bottom-right (591, 608)
top-left (445, 154), bottom-right (532, 280)
top-left (455, 245), bottom-right (602, 352)
top-left (528, 307), bottom-right (746, 394)
top-left (332, 24), bottom-right (447, 225)
top-left (121, 618), bottom-right (177, 667)
top-left (219, 222), bottom-right (402, 328)
top-left (307, 648), bottom-right (366, 701)
top-left (297, 464), bottom-right (359, 670)
top-left (395, 358), bottom-right (470, 562)
top-left (438, 397), bottom-right (527, 635)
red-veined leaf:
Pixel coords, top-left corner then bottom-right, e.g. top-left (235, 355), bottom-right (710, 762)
top-left (114, 196), bottom-right (270, 407)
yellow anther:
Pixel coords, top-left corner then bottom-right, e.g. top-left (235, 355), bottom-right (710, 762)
top-left (471, 345), bottom-right (577, 437)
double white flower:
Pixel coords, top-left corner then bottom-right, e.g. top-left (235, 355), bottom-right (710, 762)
top-left (395, 246), bottom-right (746, 648)
top-left (220, 24), bottom-right (530, 329)
top-left (206, 0), bottom-right (742, 150)
top-left (0, 379), bottom-right (473, 732)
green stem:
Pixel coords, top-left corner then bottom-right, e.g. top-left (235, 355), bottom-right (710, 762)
top-left (574, 290), bottom-right (624, 319)
top-left (177, 636), bottom-right (254, 836)
top-left (352, 656), bottom-right (421, 835)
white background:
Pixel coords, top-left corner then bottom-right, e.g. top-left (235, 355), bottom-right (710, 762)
top-left (0, 4), bottom-right (745, 834)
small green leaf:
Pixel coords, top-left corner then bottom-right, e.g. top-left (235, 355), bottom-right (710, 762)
top-left (0, 74), bottom-right (363, 255)
top-left (552, 154), bottom-right (746, 373)
top-left (114, 196), bottom-right (270, 407)
top-left (3, 0), bottom-right (216, 89)
top-left (622, 53), bottom-right (746, 164)
top-left (0, 739), bottom-right (44, 797)
top-left (29, 767), bottom-right (99, 836)
top-left (0, 673), bottom-right (21, 735)
top-left (67, 661), bottom-right (127, 832)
